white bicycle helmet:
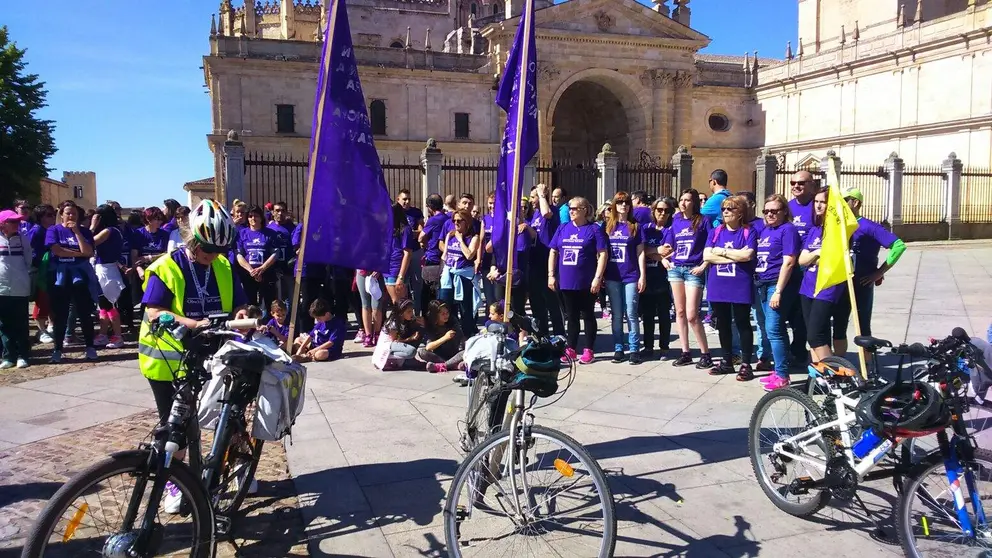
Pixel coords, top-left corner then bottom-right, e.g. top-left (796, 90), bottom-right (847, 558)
top-left (189, 199), bottom-right (236, 253)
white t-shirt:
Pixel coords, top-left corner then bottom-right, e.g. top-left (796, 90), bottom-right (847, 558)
top-left (167, 229), bottom-right (185, 252)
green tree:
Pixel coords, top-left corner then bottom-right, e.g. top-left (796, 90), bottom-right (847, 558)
top-left (0, 25), bottom-right (56, 206)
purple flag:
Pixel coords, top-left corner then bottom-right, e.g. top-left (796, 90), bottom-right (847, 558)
top-left (492, 0), bottom-right (539, 272)
top-left (301, 0), bottom-right (392, 273)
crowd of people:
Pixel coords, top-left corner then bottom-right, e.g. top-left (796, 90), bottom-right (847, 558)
top-left (0, 170), bottom-right (910, 392)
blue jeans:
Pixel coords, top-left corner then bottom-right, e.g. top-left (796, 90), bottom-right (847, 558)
top-left (758, 282), bottom-right (800, 378)
top-left (606, 280), bottom-right (640, 352)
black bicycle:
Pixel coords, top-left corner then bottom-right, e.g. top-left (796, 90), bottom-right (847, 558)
top-left (22, 314), bottom-right (269, 557)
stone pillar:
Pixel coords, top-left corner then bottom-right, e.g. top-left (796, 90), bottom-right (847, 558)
top-left (222, 130), bottom-right (245, 207)
top-left (942, 152), bottom-right (963, 239)
top-left (524, 158), bottom-right (536, 192)
top-left (755, 148), bottom-right (779, 202)
top-left (596, 143), bottom-right (619, 207)
top-left (819, 149), bottom-right (842, 187)
top-left (672, 0), bottom-right (690, 26)
top-left (884, 152), bottom-right (905, 226)
top-left (420, 138), bottom-right (443, 209)
top-left (280, 0), bottom-right (295, 40)
top-left (244, 0), bottom-right (257, 37)
top-left (671, 145), bottom-right (693, 193)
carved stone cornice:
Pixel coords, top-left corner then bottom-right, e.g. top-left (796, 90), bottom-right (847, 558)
top-left (638, 68), bottom-right (694, 88)
top-left (537, 62), bottom-right (561, 83)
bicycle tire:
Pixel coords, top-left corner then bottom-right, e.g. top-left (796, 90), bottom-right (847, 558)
top-left (462, 369), bottom-right (494, 452)
top-left (214, 438), bottom-right (264, 518)
top-left (444, 425), bottom-right (617, 557)
top-left (895, 447), bottom-right (992, 557)
top-left (748, 388), bottom-right (833, 517)
top-left (21, 449), bottom-right (214, 558)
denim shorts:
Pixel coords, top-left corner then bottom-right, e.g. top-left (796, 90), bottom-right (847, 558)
top-left (384, 276), bottom-right (398, 286)
top-left (667, 265), bottom-right (705, 288)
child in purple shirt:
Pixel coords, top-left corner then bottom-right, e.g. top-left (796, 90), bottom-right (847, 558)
top-left (292, 298), bottom-right (346, 362)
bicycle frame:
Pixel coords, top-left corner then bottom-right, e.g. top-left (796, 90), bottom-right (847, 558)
top-left (772, 386), bottom-right (904, 478)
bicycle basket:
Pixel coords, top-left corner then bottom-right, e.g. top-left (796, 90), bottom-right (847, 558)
top-left (508, 344), bottom-right (561, 398)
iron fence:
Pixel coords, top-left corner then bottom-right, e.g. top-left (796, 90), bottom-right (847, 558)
top-left (902, 166), bottom-right (947, 224)
top-left (617, 161), bottom-right (676, 201)
top-left (773, 165), bottom-right (888, 223)
top-left (244, 152), bottom-right (308, 218)
top-left (961, 167), bottom-right (992, 223)
top-left (381, 159), bottom-right (424, 204)
top-left (535, 160), bottom-right (598, 205)
top-left (441, 158), bottom-right (499, 207)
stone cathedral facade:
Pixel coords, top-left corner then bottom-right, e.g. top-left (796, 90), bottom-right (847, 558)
top-left (201, 0), bottom-right (992, 197)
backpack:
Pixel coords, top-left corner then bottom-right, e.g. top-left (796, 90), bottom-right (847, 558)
top-left (711, 224), bottom-right (751, 245)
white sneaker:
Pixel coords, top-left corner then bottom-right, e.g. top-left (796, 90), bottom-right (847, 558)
top-left (163, 482), bottom-right (183, 513)
top-left (38, 332), bottom-right (54, 344)
top-left (0, 361), bottom-right (14, 370)
top-left (15, 359), bottom-right (29, 369)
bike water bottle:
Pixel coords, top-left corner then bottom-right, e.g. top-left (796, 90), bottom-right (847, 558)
top-left (852, 429), bottom-right (881, 459)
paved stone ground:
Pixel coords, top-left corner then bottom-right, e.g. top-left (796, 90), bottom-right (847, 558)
top-left (0, 242), bottom-right (989, 556)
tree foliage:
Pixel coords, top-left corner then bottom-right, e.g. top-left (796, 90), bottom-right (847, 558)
top-left (0, 25), bottom-right (56, 206)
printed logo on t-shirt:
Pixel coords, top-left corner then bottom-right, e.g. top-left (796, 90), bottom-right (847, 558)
top-left (755, 252), bottom-right (769, 273)
top-left (715, 241), bottom-right (737, 277)
top-left (675, 240), bottom-right (692, 260)
top-left (611, 244), bottom-right (627, 263)
top-left (562, 248), bottom-right (580, 266)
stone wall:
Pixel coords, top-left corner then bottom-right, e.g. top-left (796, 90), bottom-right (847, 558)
top-left (60, 171), bottom-right (98, 211)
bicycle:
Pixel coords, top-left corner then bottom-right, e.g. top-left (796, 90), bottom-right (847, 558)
top-left (22, 314), bottom-right (270, 557)
top-left (444, 312), bottom-right (616, 557)
top-left (894, 328), bottom-right (992, 557)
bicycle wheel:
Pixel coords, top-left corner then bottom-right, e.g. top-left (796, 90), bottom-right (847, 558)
top-left (749, 388), bottom-right (834, 517)
top-left (896, 447), bottom-right (992, 557)
top-left (460, 367), bottom-right (506, 453)
top-left (21, 450), bottom-right (214, 558)
top-left (213, 433), bottom-right (264, 519)
top-left (444, 425), bottom-right (617, 557)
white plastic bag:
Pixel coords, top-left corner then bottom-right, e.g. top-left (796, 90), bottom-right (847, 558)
top-left (366, 274), bottom-right (383, 301)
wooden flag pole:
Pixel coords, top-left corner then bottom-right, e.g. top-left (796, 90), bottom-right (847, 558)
top-left (828, 159), bottom-right (868, 378)
top-left (502, 0), bottom-right (535, 320)
top-left (286, 0), bottom-right (340, 354)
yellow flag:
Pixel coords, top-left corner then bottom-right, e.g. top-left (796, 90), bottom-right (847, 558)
top-left (814, 158), bottom-right (859, 296)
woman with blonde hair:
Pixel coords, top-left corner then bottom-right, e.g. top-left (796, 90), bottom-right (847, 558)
top-left (603, 192), bottom-right (647, 364)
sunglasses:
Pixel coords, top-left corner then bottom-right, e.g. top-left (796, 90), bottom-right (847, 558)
top-left (721, 207), bottom-right (738, 213)
top-left (615, 200), bottom-right (629, 205)
top-left (568, 206), bottom-right (582, 211)
top-left (654, 207), bottom-right (671, 213)
top-left (790, 180), bottom-right (810, 186)
top-left (453, 219), bottom-right (465, 223)
top-left (762, 208), bottom-right (783, 215)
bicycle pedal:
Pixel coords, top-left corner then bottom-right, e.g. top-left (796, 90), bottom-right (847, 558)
top-left (215, 514), bottom-right (233, 537)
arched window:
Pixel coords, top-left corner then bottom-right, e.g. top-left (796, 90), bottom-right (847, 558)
top-left (492, 1), bottom-right (502, 16)
top-left (389, 40), bottom-right (404, 48)
top-left (370, 100), bottom-right (387, 136)
top-left (470, 2), bottom-right (477, 16)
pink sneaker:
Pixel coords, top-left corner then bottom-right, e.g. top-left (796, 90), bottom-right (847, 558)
top-left (579, 349), bottom-right (595, 364)
top-left (354, 330), bottom-right (366, 343)
top-left (362, 336), bottom-right (374, 348)
top-left (602, 309), bottom-right (611, 320)
top-left (763, 375), bottom-right (791, 391)
top-left (428, 362), bottom-right (448, 373)
top-left (560, 347), bottom-right (578, 363)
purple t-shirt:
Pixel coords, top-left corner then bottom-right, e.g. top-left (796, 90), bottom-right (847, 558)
top-left (662, 213), bottom-right (711, 267)
top-left (604, 222), bottom-right (643, 284)
top-left (291, 222), bottom-right (324, 279)
top-left (480, 214), bottom-right (494, 270)
top-left (799, 225), bottom-right (844, 302)
top-left (267, 221), bottom-right (292, 265)
top-left (131, 227), bottom-right (170, 258)
top-left (551, 221), bottom-right (608, 291)
top-left (26, 224), bottom-right (47, 267)
top-left (310, 316), bottom-right (347, 359)
top-left (851, 217), bottom-right (898, 278)
top-left (441, 216), bottom-right (481, 238)
top-left (141, 250), bottom-right (249, 319)
top-left (705, 225), bottom-right (758, 305)
top-left (528, 210), bottom-right (560, 250)
top-left (237, 227), bottom-right (276, 267)
top-left (387, 225), bottom-right (412, 277)
top-left (161, 217), bottom-right (178, 233)
top-left (94, 227), bottom-right (125, 265)
top-left (404, 207), bottom-right (424, 251)
top-left (422, 212), bottom-right (447, 264)
top-left (18, 220), bottom-right (31, 236)
top-left (641, 222), bottom-right (668, 287)
top-left (443, 232), bottom-right (475, 270)
top-left (755, 222), bottom-right (801, 283)
top-left (789, 198), bottom-right (815, 239)
top-left (45, 224), bottom-right (94, 263)
top-left (266, 317), bottom-right (289, 339)
top-left (632, 206), bottom-right (652, 226)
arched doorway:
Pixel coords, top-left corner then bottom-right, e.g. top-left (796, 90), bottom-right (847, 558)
top-left (551, 81), bottom-right (629, 162)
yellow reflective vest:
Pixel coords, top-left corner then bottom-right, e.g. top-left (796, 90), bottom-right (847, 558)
top-left (138, 252), bottom-right (234, 381)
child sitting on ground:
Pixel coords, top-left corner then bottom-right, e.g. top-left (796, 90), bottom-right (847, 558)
top-left (417, 300), bottom-right (465, 373)
top-left (293, 298), bottom-right (347, 362)
top-left (376, 298), bottom-right (422, 369)
top-left (265, 300), bottom-right (290, 344)
top-left (483, 300), bottom-right (527, 345)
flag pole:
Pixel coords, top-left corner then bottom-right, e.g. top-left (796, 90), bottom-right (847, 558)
top-left (286, 0), bottom-right (339, 353)
top-left (828, 159), bottom-right (868, 378)
top-left (502, 0), bottom-right (534, 320)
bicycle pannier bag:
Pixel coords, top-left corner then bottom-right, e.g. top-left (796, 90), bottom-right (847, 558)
top-left (252, 360), bottom-right (307, 441)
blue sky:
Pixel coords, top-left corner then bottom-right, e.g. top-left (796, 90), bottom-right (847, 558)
top-left (5, 0), bottom-right (796, 208)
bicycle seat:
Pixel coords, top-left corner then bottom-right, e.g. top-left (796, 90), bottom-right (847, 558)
top-left (222, 349), bottom-right (272, 371)
top-left (854, 335), bottom-right (892, 352)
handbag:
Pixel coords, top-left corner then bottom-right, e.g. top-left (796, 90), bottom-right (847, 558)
top-left (422, 264), bottom-right (442, 284)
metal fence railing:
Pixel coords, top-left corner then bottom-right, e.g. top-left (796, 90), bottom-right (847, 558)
top-left (773, 164), bottom-right (888, 222)
top-left (617, 161), bottom-right (676, 201)
top-left (440, 158), bottom-right (499, 206)
top-left (535, 160), bottom-right (598, 205)
top-left (961, 167), bottom-right (992, 223)
top-left (902, 166), bottom-right (947, 223)
top-left (381, 159), bottom-right (423, 204)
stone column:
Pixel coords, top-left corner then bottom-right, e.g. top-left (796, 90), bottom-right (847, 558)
top-left (524, 158), bottom-right (536, 191)
top-left (942, 152), bottom-right (963, 239)
top-left (222, 130), bottom-right (245, 208)
top-left (884, 152), bottom-right (905, 226)
top-left (420, 138), bottom-right (443, 208)
top-left (755, 148), bottom-right (778, 202)
top-left (819, 149), bottom-right (842, 184)
top-left (671, 145), bottom-right (693, 192)
top-left (596, 143), bottom-right (619, 207)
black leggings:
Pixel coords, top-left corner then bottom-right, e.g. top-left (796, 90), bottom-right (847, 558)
top-left (49, 281), bottom-right (95, 350)
top-left (496, 279), bottom-right (527, 317)
top-left (640, 286), bottom-right (673, 352)
top-left (711, 301), bottom-right (753, 364)
top-left (117, 279), bottom-right (136, 333)
top-left (148, 379), bottom-right (176, 425)
top-left (527, 249), bottom-right (565, 337)
top-left (801, 294), bottom-right (852, 349)
top-left (560, 289), bottom-right (597, 352)
top-left (243, 276), bottom-right (278, 314)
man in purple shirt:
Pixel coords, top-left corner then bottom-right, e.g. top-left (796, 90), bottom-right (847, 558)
top-left (787, 170), bottom-right (817, 239)
top-left (397, 189), bottom-right (424, 313)
top-left (630, 191), bottom-right (654, 226)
